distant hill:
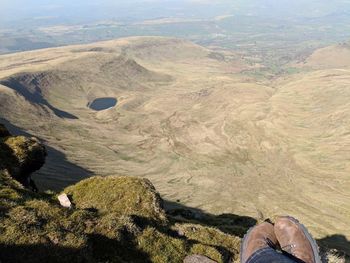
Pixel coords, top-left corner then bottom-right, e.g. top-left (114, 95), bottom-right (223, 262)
top-left (299, 42), bottom-right (350, 69)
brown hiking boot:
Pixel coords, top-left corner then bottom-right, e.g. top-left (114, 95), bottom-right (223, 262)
top-left (274, 216), bottom-right (321, 263)
top-left (241, 222), bottom-right (278, 263)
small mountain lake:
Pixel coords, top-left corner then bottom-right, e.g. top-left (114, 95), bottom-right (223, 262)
top-left (88, 97), bottom-right (117, 111)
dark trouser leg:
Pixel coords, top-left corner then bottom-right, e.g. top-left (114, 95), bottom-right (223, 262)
top-left (246, 247), bottom-right (299, 263)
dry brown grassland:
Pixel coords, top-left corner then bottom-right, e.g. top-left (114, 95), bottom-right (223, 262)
top-left (1, 37), bottom-right (350, 257)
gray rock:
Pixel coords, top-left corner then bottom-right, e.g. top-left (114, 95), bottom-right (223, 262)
top-left (183, 255), bottom-right (217, 263)
top-left (58, 193), bottom-right (72, 208)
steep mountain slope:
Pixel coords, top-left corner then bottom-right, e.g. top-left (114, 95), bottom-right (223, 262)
top-left (0, 37), bottom-right (349, 255)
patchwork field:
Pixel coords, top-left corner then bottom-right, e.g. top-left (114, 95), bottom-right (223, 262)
top-left (0, 37), bottom-right (349, 254)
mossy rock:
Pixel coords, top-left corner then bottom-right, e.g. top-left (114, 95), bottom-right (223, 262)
top-left (0, 135), bottom-right (46, 186)
top-left (64, 176), bottom-right (166, 223)
top-left (2, 136), bottom-right (46, 172)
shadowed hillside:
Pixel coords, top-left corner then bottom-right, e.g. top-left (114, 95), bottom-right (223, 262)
top-left (0, 73), bottom-right (78, 119)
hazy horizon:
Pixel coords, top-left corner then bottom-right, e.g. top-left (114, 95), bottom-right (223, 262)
top-left (2, 0), bottom-right (350, 24)
top-left (1, 0), bottom-right (350, 55)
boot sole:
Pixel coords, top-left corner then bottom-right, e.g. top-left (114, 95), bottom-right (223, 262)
top-left (282, 216), bottom-right (322, 263)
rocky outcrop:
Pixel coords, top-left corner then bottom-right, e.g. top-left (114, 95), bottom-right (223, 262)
top-left (64, 176), bottom-right (167, 223)
top-left (0, 124), bottom-right (46, 190)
